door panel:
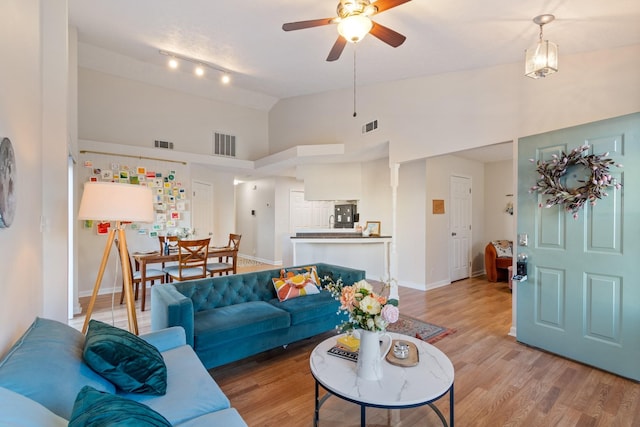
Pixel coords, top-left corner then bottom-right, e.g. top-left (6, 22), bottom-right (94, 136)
top-left (449, 176), bottom-right (471, 281)
top-left (192, 181), bottom-right (214, 238)
top-left (517, 113), bottom-right (640, 381)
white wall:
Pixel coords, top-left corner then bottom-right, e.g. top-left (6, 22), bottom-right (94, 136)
top-left (235, 178), bottom-right (275, 263)
top-left (0, 0), bottom-right (68, 352)
top-left (78, 68), bottom-right (270, 161)
top-left (425, 155), bottom-right (485, 288)
top-left (396, 159), bottom-right (427, 289)
top-left (358, 158), bottom-right (392, 235)
top-left (269, 45), bottom-right (640, 165)
top-left (484, 159), bottom-right (515, 242)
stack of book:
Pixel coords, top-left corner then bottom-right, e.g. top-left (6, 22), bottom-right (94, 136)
top-left (327, 335), bottom-right (360, 362)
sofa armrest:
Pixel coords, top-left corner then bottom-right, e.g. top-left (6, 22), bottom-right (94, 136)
top-left (140, 326), bottom-right (187, 352)
top-left (151, 284), bottom-right (196, 347)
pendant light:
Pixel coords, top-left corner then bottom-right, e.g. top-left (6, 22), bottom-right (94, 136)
top-left (525, 14), bottom-right (558, 79)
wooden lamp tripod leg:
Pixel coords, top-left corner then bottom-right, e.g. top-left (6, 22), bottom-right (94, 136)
top-left (81, 225), bottom-right (139, 335)
top-left (117, 226), bottom-right (138, 334)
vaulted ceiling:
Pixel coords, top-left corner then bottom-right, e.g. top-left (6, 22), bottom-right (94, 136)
top-left (69, 0), bottom-right (640, 102)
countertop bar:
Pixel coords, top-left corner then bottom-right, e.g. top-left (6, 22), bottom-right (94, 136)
top-left (292, 234), bottom-right (391, 239)
top-left (290, 235), bottom-right (392, 280)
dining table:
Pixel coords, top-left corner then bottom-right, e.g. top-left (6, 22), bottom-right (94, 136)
top-left (132, 246), bottom-right (238, 310)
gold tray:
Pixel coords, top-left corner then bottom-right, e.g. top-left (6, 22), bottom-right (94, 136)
top-left (386, 340), bottom-right (419, 367)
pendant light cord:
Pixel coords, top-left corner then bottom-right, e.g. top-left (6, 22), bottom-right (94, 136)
top-left (353, 47), bottom-right (357, 118)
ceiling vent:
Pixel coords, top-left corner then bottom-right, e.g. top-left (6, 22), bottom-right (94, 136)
top-left (362, 119), bottom-right (378, 134)
top-left (154, 140), bottom-right (174, 149)
top-left (213, 131), bottom-right (236, 157)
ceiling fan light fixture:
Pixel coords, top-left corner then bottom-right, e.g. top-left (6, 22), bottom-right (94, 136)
top-left (337, 14), bottom-right (373, 43)
top-left (525, 14), bottom-right (558, 79)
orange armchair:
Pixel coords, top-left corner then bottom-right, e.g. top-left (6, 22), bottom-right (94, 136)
top-left (485, 240), bottom-right (513, 282)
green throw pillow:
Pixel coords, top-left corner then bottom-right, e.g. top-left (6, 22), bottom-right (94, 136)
top-left (68, 386), bottom-right (171, 427)
top-left (83, 320), bottom-right (167, 395)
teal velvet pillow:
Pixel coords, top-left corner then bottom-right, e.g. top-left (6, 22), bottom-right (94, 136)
top-left (83, 320), bottom-right (167, 395)
top-left (69, 386), bottom-right (171, 427)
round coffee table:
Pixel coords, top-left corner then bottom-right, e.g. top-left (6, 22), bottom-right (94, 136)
top-left (310, 332), bottom-right (454, 426)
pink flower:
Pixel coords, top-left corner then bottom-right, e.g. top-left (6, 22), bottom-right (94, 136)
top-left (340, 286), bottom-right (356, 312)
top-left (381, 304), bottom-right (399, 324)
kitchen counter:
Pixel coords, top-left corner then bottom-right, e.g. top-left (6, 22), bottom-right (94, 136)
top-left (292, 234), bottom-right (391, 239)
top-left (290, 234), bottom-right (392, 280)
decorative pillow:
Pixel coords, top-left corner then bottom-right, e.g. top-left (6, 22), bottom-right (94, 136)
top-left (68, 386), bottom-right (171, 427)
top-left (272, 268), bottom-right (320, 302)
top-left (83, 320), bottom-right (167, 395)
top-left (492, 240), bottom-right (513, 258)
top-left (283, 265), bottom-right (320, 286)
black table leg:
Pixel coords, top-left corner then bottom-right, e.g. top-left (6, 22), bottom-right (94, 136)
top-left (314, 380), bottom-right (319, 427)
top-left (361, 404), bottom-right (366, 427)
top-left (450, 382), bottom-right (454, 427)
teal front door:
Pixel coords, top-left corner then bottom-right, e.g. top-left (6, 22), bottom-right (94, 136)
top-left (516, 113), bottom-right (640, 381)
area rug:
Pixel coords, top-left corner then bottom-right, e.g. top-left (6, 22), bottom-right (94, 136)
top-left (386, 314), bottom-right (456, 344)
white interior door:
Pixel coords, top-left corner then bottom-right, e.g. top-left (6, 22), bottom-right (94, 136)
top-left (192, 180), bottom-right (214, 239)
top-left (449, 175), bottom-right (472, 281)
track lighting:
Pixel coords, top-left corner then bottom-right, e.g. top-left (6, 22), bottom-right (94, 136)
top-left (159, 50), bottom-right (231, 84)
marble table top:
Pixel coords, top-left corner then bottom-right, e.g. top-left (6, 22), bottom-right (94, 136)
top-left (310, 332), bottom-right (454, 407)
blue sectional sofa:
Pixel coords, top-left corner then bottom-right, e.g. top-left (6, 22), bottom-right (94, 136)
top-left (0, 317), bottom-right (247, 426)
top-left (151, 262), bottom-right (365, 369)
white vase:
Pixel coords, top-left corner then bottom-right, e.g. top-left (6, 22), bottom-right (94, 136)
top-left (356, 330), bottom-right (392, 381)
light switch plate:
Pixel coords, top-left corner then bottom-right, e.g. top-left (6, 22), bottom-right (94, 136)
top-left (518, 233), bottom-right (528, 246)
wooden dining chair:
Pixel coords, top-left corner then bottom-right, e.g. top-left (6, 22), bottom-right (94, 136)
top-left (207, 233), bottom-right (242, 277)
top-left (116, 239), bottom-right (165, 311)
top-left (164, 237), bottom-right (211, 282)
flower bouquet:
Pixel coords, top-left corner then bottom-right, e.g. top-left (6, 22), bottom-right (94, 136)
top-left (323, 277), bottom-right (399, 333)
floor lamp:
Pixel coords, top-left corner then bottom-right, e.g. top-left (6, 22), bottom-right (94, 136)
top-left (78, 182), bottom-right (154, 335)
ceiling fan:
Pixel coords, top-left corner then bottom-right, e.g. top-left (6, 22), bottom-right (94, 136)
top-left (282, 0), bottom-right (411, 61)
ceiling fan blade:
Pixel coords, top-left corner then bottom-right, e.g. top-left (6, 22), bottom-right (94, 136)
top-left (326, 36), bottom-right (347, 62)
top-left (370, 21), bottom-right (406, 47)
top-left (282, 18), bottom-right (335, 31)
top-left (371, 0), bottom-right (412, 15)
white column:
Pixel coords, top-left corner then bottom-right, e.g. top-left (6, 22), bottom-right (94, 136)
top-left (389, 163), bottom-right (400, 301)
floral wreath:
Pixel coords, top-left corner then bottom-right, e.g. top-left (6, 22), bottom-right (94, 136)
top-left (529, 144), bottom-right (623, 219)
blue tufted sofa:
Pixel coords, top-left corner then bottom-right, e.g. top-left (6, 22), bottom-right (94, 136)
top-left (151, 263), bottom-right (365, 369)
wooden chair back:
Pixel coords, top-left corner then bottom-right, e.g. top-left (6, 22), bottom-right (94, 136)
top-left (174, 238), bottom-right (210, 280)
top-left (158, 235), bottom-right (179, 254)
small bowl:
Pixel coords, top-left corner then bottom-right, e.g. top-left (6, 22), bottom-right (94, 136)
top-left (393, 341), bottom-right (410, 359)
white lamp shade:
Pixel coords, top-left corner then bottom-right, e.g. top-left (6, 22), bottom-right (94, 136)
top-left (337, 15), bottom-right (373, 43)
top-left (78, 182), bottom-right (154, 223)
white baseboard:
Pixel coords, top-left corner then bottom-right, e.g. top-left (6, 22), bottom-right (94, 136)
top-left (425, 279), bottom-right (451, 291)
top-left (238, 254), bottom-right (281, 266)
top-left (397, 281), bottom-right (427, 291)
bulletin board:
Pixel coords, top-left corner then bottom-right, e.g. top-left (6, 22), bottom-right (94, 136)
top-left (79, 154), bottom-right (191, 240)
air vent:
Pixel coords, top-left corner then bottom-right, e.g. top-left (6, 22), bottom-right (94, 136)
top-left (213, 132), bottom-right (236, 157)
top-left (154, 140), bottom-right (174, 149)
top-left (362, 119), bottom-right (378, 134)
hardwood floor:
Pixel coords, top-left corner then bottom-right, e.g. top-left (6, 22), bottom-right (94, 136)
top-left (70, 271), bottom-right (640, 426)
